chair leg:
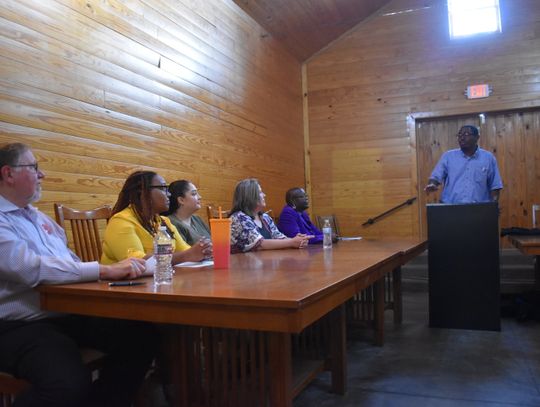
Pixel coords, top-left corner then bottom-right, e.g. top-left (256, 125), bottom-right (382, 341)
top-left (392, 266), bottom-right (403, 324)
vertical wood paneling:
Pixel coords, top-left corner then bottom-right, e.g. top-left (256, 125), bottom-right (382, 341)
top-left (0, 0), bottom-right (304, 227)
top-left (306, 0), bottom-right (540, 237)
top-left (416, 110), bottom-right (540, 244)
top-left (415, 115), bottom-right (480, 238)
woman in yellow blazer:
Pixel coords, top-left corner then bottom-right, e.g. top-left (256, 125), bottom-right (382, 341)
top-left (101, 171), bottom-right (212, 264)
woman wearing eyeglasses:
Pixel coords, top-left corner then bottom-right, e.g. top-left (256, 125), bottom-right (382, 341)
top-left (229, 178), bottom-right (312, 253)
top-left (278, 187), bottom-right (323, 244)
top-left (164, 180), bottom-right (210, 246)
top-left (101, 171), bottom-right (212, 264)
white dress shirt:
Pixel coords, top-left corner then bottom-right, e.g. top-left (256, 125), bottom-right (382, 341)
top-left (0, 195), bottom-right (98, 320)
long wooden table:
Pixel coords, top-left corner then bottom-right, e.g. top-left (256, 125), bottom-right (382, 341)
top-left (508, 235), bottom-right (540, 289)
top-left (38, 238), bottom-right (426, 407)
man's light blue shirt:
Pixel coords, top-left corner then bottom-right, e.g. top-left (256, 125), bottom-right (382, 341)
top-left (0, 195), bottom-right (99, 320)
top-left (430, 147), bottom-right (503, 204)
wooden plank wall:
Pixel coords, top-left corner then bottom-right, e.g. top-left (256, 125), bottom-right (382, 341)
top-left (0, 0), bottom-right (304, 231)
top-left (416, 111), bottom-right (540, 243)
top-left (306, 0), bottom-right (540, 237)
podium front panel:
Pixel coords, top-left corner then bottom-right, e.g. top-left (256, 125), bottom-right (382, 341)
top-left (427, 202), bottom-right (500, 331)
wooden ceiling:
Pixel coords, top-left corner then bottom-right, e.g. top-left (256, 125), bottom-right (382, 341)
top-left (232, 0), bottom-right (393, 61)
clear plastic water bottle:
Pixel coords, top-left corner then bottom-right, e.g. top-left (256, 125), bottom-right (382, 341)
top-left (154, 226), bottom-right (173, 286)
top-left (322, 219), bottom-right (332, 250)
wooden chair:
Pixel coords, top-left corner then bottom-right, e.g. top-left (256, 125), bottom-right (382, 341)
top-left (206, 205), bottom-right (230, 220)
top-left (315, 214), bottom-right (340, 236)
top-left (0, 372), bottom-right (29, 407)
top-left (0, 205), bottom-right (150, 406)
top-left (0, 348), bottom-right (105, 406)
top-left (263, 208), bottom-right (278, 224)
top-left (0, 205), bottom-right (112, 405)
top-left (207, 205), bottom-right (277, 224)
top-left (54, 204), bottom-right (112, 262)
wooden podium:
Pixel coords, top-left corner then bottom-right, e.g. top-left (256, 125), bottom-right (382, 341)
top-left (427, 202), bottom-right (500, 331)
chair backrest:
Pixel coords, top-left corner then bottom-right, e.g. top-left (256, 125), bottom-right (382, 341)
top-left (206, 205), bottom-right (231, 220)
top-left (263, 209), bottom-right (278, 224)
top-left (54, 204), bottom-right (112, 262)
top-left (315, 214), bottom-right (341, 236)
top-left (206, 206), bottom-right (276, 223)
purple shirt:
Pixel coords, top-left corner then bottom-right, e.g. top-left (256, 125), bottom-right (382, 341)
top-left (278, 205), bottom-right (323, 244)
top-left (430, 147), bottom-right (503, 204)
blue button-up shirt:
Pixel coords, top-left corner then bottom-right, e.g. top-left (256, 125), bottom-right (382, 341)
top-left (430, 147), bottom-right (503, 204)
top-left (0, 195), bottom-right (98, 320)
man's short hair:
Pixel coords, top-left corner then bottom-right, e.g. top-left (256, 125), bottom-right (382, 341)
top-left (460, 125), bottom-right (479, 136)
top-left (285, 187), bottom-right (303, 206)
top-left (0, 143), bottom-right (30, 180)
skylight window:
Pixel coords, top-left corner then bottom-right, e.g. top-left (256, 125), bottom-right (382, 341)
top-left (448, 0), bottom-right (501, 38)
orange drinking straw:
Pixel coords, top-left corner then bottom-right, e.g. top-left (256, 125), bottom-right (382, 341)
top-left (218, 206), bottom-right (222, 219)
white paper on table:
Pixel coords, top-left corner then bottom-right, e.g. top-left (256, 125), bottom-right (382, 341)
top-left (142, 256), bottom-right (156, 276)
top-left (174, 260), bottom-right (214, 268)
top-left (338, 236), bottom-right (362, 241)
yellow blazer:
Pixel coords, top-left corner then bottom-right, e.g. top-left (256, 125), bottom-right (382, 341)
top-left (101, 206), bottom-right (190, 264)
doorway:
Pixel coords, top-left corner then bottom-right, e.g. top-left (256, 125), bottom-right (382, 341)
top-left (415, 108), bottom-right (540, 240)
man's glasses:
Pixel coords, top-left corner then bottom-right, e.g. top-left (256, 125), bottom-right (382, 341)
top-left (11, 163), bottom-right (39, 172)
top-left (149, 185), bottom-right (170, 191)
top-left (456, 132), bottom-right (475, 139)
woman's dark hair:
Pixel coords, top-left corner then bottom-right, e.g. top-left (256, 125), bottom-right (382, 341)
top-left (112, 170), bottom-right (174, 238)
top-left (164, 180), bottom-right (192, 215)
top-left (230, 178), bottom-right (260, 217)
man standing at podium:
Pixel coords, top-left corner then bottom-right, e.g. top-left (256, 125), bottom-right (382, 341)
top-left (424, 125), bottom-right (503, 203)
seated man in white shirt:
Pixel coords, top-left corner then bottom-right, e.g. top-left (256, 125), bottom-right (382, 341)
top-left (0, 143), bottom-right (157, 407)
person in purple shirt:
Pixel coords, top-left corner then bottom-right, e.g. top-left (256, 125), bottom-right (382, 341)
top-left (278, 187), bottom-right (324, 244)
top-left (425, 125), bottom-right (503, 203)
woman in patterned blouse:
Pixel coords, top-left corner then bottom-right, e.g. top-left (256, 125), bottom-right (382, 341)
top-left (229, 178), bottom-right (312, 253)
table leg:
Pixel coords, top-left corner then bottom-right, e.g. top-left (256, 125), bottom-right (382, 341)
top-left (164, 325), bottom-right (189, 407)
top-left (268, 332), bottom-right (292, 407)
top-left (374, 279), bottom-right (385, 346)
top-left (535, 255), bottom-right (540, 291)
top-left (329, 304), bottom-right (346, 394)
top-left (392, 266), bottom-right (403, 324)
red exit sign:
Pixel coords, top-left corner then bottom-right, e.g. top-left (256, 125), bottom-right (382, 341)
top-left (466, 84), bottom-right (491, 99)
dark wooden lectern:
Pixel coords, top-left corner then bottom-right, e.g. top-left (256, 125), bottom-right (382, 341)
top-left (427, 202), bottom-right (500, 331)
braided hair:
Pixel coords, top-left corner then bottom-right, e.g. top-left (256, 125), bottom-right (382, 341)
top-left (112, 171), bottom-right (175, 238)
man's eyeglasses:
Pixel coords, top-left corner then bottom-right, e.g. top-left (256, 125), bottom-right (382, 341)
top-left (456, 133), bottom-right (475, 138)
top-left (149, 185), bottom-right (170, 191)
top-left (11, 163), bottom-right (39, 172)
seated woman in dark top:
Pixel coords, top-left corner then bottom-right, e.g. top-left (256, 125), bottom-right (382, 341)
top-left (278, 187), bottom-right (323, 244)
top-left (165, 180), bottom-right (211, 246)
top-left (229, 178), bottom-right (312, 253)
